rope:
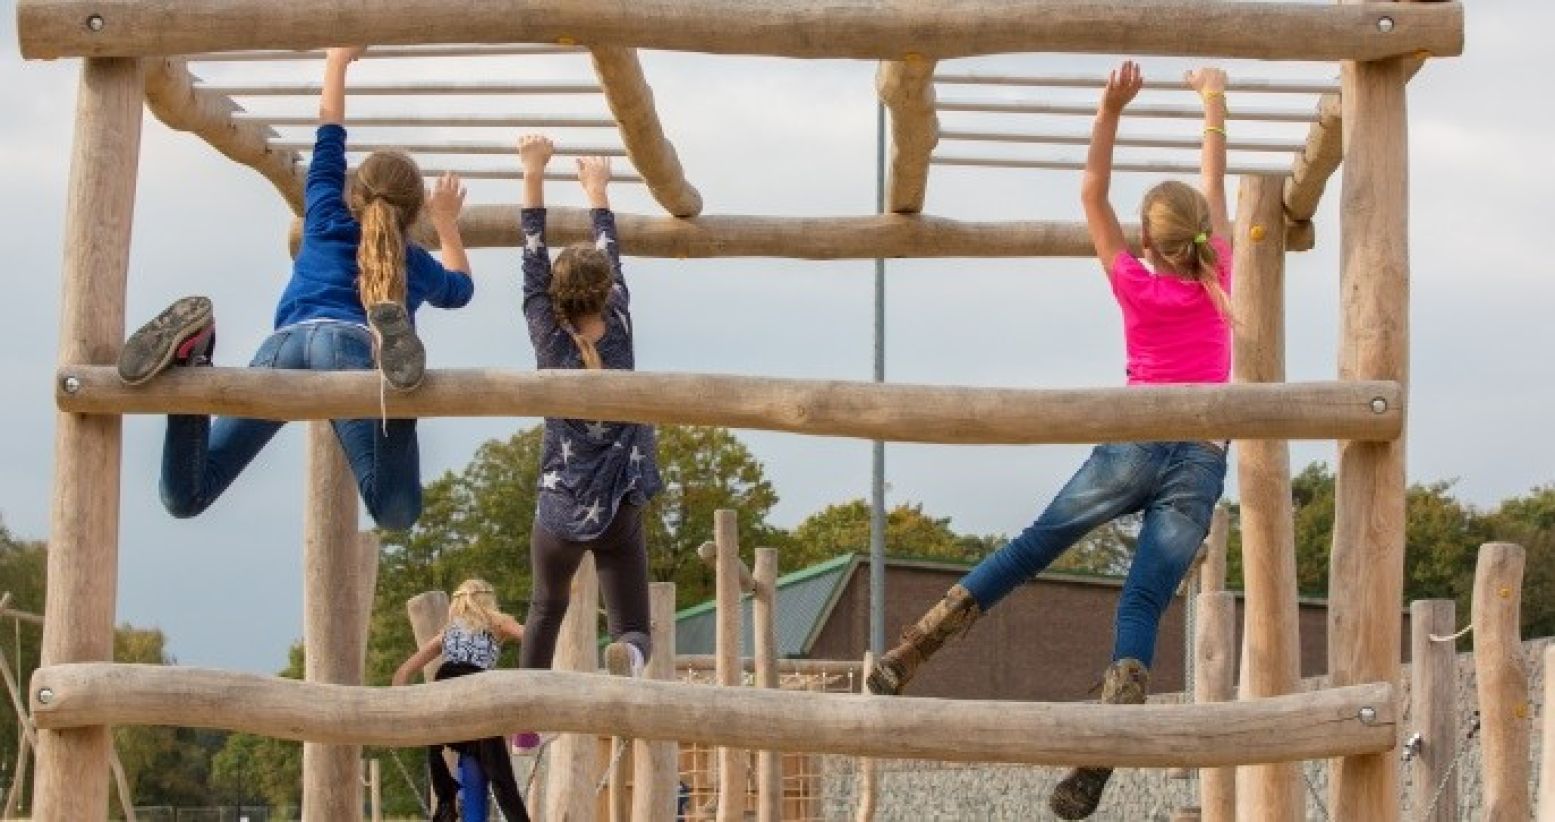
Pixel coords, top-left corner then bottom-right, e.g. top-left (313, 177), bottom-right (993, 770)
top-left (523, 734), bottom-right (558, 801)
top-left (387, 749), bottom-right (431, 818)
top-left (378, 371), bottom-right (390, 436)
top-left (1302, 763), bottom-right (1331, 822)
top-left (594, 736), bottom-right (632, 795)
top-left (1428, 624), bottom-right (1473, 643)
top-left (1418, 711), bottom-right (1480, 820)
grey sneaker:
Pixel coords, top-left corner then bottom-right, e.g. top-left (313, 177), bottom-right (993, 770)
top-left (366, 301), bottom-right (425, 390)
top-left (117, 296), bottom-right (214, 385)
top-left (604, 640), bottom-right (645, 678)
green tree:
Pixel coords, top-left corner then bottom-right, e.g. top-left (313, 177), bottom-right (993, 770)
top-left (210, 643), bottom-right (304, 810)
top-left (111, 627), bottom-right (227, 806)
top-left (788, 500), bottom-right (969, 567)
top-left (0, 518), bottom-right (44, 810)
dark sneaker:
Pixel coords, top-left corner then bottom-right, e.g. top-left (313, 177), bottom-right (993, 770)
top-left (117, 296), bottom-right (214, 385)
top-left (366, 302), bottom-right (425, 391)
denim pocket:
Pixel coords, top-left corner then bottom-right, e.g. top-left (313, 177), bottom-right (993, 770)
top-left (248, 331), bottom-right (288, 368)
top-left (326, 327), bottom-right (375, 371)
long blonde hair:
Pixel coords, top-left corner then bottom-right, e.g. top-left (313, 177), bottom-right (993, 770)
top-left (550, 244), bottom-right (614, 369)
top-left (1140, 180), bottom-right (1234, 321)
top-left (447, 578), bottom-right (507, 636)
top-left (348, 150), bottom-right (424, 308)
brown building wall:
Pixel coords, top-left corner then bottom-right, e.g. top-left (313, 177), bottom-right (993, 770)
top-left (809, 562), bottom-right (1410, 701)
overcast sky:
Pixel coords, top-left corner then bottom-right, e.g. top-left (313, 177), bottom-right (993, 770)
top-left (1, 0), bottom-right (1549, 674)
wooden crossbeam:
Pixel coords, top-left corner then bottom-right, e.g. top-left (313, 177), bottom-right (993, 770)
top-left (934, 155), bottom-right (1292, 176)
top-left (17, 1), bottom-right (1464, 62)
top-left (56, 366), bottom-right (1403, 444)
top-left (589, 46), bottom-right (703, 217)
top-left (142, 59), bottom-right (306, 212)
top-left (939, 129), bottom-right (1305, 154)
top-left (195, 80), bottom-right (603, 96)
top-left (877, 57), bottom-right (939, 214)
top-left (270, 139), bottom-right (628, 157)
top-left (31, 663), bottom-right (1397, 768)
top-left (937, 99), bottom-right (1319, 123)
top-left (233, 113), bottom-right (618, 128)
top-left (935, 73), bottom-right (1339, 94)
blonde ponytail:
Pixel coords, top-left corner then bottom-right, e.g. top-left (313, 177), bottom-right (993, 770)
top-left (356, 198), bottom-right (407, 306)
top-left (448, 578), bottom-right (507, 636)
top-left (1141, 180), bottom-right (1235, 324)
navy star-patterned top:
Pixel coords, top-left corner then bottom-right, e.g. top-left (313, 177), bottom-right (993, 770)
top-left (522, 207), bottom-right (662, 541)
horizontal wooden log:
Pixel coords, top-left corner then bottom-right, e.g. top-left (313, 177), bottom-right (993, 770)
top-left (54, 366), bottom-right (1403, 444)
top-left (17, 1), bottom-right (1464, 62)
top-left (940, 129), bottom-right (1305, 154)
top-left (934, 155), bottom-right (1291, 176)
top-left (271, 139), bottom-right (628, 157)
top-left (937, 99), bottom-right (1319, 123)
top-left (197, 80), bottom-right (602, 96)
top-left (675, 656), bottom-right (861, 677)
top-left (29, 663), bottom-right (1399, 768)
top-left (233, 113), bottom-right (617, 128)
top-left (935, 73), bottom-right (1340, 94)
top-left (142, 59), bottom-right (306, 212)
top-left (184, 44), bottom-right (585, 61)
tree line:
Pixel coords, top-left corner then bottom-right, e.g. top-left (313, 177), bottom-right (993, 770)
top-left (2, 426), bottom-right (1551, 813)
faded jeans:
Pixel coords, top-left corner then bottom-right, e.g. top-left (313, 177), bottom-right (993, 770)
top-left (960, 441), bottom-right (1227, 667)
top-left (159, 320), bottom-right (422, 530)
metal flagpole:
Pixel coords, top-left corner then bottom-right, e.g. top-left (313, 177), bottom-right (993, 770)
top-left (869, 99), bottom-right (888, 657)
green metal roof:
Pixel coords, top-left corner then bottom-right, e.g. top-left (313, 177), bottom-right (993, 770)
top-left (674, 553), bottom-right (857, 658)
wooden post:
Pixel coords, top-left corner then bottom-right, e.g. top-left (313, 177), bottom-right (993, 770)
top-left (1408, 600), bottom-right (1456, 822)
top-left (32, 55), bottom-right (144, 822)
top-left (1198, 507), bottom-right (1229, 594)
top-left (753, 547), bottom-right (781, 822)
top-left (1474, 543), bottom-right (1529, 821)
top-left (1196, 592), bottom-right (1236, 822)
top-left (406, 591), bottom-right (450, 679)
top-left (1327, 28), bottom-right (1411, 820)
top-left (631, 582), bottom-right (678, 822)
top-left (369, 758), bottom-right (383, 822)
top-left (1539, 646), bottom-right (1555, 822)
top-left (877, 56), bottom-right (938, 214)
top-left (588, 46), bottom-right (702, 217)
top-left (855, 651), bottom-right (879, 822)
top-left (302, 422), bottom-right (365, 822)
top-left (713, 510), bottom-right (747, 822)
top-left (544, 554), bottom-right (600, 822)
top-left (1231, 174), bottom-right (1302, 821)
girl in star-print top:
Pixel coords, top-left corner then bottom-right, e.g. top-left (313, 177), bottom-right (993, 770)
top-left (515, 134), bottom-right (661, 679)
top-left (867, 62), bottom-right (1234, 821)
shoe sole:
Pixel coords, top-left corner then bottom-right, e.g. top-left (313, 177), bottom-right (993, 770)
top-left (865, 662), bottom-right (906, 696)
top-left (367, 302), bottom-right (425, 391)
top-left (1050, 767), bottom-right (1112, 820)
top-left (117, 296), bottom-right (213, 385)
top-left (604, 642), bottom-right (633, 677)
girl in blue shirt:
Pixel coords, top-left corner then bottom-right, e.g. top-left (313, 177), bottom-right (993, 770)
top-left (116, 46), bottom-right (473, 530)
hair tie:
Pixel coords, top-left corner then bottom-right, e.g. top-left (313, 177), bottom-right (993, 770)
top-left (1194, 232), bottom-right (1209, 245)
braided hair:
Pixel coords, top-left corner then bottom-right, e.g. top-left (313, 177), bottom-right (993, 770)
top-left (550, 244), bottom-right (614, 369)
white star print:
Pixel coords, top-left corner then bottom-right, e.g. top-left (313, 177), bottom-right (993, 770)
top-left (540, 471), bottom-right (561, 491)
top-left (595, 232), bottom-right (614, 252)
top-left (525, 231), bottom-right (543, 253)
top-left (560, 438), bottom-right (574, 465)
top-left (585, 421), bottom-right (610, 441)
top-left (629, 445), bottom-right (644, 465)
top-left (582, 498), bottom-right (603, 525)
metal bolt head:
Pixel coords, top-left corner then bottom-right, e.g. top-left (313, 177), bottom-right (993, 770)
top-left (1370, 397), bottom-right (1388, 414)
top-left (36, 687), bottom-right (53, 705)
top-left (1358, 706), bottom-right (1378, 725)
top-left (1377, 16), bottom-right (1395, 33)
top-left (62, 375), bottom-right (81, 394)
top-left (1250, 225), bottom-right (1267, 243)
top-left (85, 14), bottom-right (105, 32)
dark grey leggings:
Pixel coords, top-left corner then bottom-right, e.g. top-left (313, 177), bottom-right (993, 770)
top-left (520, 502), bottom-right (653, 670)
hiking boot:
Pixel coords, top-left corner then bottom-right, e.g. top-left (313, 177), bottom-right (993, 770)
top-left (604, 640), bottom-right (645, 678)
top-left (117, 296), bottom-right (215, 385)
top-left (1049, 658), bottom-right (1150, 820)
top-left (866, 584), bottom-right (981, 696)
top-left (367, 301), bottom-right (425, 390)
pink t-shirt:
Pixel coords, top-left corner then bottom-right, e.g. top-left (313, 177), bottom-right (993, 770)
top-left (1109, 237), bottom-right (1233, 385)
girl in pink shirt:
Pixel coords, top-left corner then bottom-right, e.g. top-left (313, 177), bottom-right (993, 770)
top-left (867, 61), bottom-right (1233, 820)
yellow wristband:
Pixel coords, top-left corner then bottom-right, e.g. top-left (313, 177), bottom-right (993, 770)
top-left (1200, 90), bottom-right (1226, 102)
top-left (1204, 126), bottom-right (1227, 137)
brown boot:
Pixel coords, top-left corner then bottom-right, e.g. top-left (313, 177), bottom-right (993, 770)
top-left (866, 585), bottom-right (981, 696)
top-left (1049, 658), bottom-right (1150, 820)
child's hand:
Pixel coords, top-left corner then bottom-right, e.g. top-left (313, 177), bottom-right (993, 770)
top-left (1100, 60), bottom-right (1144, 114)
top-left (519, 135), bottom-right (554, 173)
top-left (326, 46), bottom-right (366, 64)
top-left (1185, 67), bottom-right (1227, 99)
top-left (576, 156), bottom-right (611, 206)
top-left (428, 172), bottom-right (466, 228)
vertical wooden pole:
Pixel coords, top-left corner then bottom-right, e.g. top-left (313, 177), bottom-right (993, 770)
top-left (631, 582), bottom-right (678, 822)
top-left (1328, 34), bottom-right (1410, 821)
top-left (369, 759), bottom-right (383, 822)
top-left (1474, 542), bottom-right (1530, 821)
top-left (1538, 645), bottom-right (1555, 822)
top-left (1408, 600), bottom-right (1457, 822)
top-left (1196, 592), bottom-right (1236, 822)
top-left (854, 651), bottom-right (878, 822)
top-left (33, 55), bottom-right (144, 822)
top-left (713, 509), bottom-right (747, 822)
top-left (1231, 173), bottom-right (1302, 821)
top-left (753, 547), bottom-right (781, 822)
top-left (545, 554), bottom-right (599, 822)
top-left (302, 422), bottom-right (365, 822)
top-left (1198, 507), bottom-right (1229, 595)
top-left (108, 749), bottom-right (136, 822)
top-left (405, 591), bottom-right (450, 680)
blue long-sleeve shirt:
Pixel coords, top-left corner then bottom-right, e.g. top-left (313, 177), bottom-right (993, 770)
top-left (273, 124), bottom-right (473, 330)
top-left (522, 207), bottom-right (662, 541)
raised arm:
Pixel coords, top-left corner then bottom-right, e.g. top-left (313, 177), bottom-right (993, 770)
top-left (427, 172), bottom-right (471, 275)
top-left (1082, 60), bottom-right (1143, 274)
top-left (318, 46), bottom-right (363, 126)
top-left (497, 614), bottom-right (525, 643)
top-left (577, 156), bottom-right (627, 295)
top-left (390, 633), bottom-right (443, 686)
top-left (303, 47), bottom-right (365, 232)
top-left (1187, 67), bottom-right (1232, 242)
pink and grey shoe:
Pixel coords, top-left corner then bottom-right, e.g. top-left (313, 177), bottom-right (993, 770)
top-left (117, 296), bottom-right (216, 385)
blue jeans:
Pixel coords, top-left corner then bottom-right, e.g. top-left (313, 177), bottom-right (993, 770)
top-left (159, 321), bottom-right (422, 530)
top-left (961, 441), bottom-right (1227, 668)
top-left (459, 754), bottom-right (490, 822)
